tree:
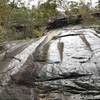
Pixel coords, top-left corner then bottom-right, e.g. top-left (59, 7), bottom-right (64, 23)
top-left (67, 1), bottom-right (79, 15)
top-left (0, 0), bottom-right (11, 25)
top-left (32, 0), bottom-right (58, 25)
top-left (95, 0), bottom-right (100, 11)
top-left (78, 2), bottom-right (90, 16)
top-left (0, 0), bottom-right (12, 42)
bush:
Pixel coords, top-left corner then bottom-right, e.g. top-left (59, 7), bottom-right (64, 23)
top-left (0, 26), bottom-right (6, 43)
top-left (32, 29), bottom-right (44, 38)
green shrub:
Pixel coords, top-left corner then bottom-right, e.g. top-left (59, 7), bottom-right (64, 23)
top-left (0, 26), bottom-right (6, 43)
top-left (32, 29), bottom-right (44, 38)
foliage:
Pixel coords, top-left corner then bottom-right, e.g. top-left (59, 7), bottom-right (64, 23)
top-left (0, 0), bottom-right (10, 23)
top-left (6, 0), bottom-right (58, 39)
top-left (0, 0), bottom-right (100, 43)
top-left (78, 1), bottom-right (91, 16)
top-left (0, 26), bottom-right (6, 42)
top-left (32, 0), bottom-right (58, 26)
top-left (65, 0), bottom-right (91, 16)
top-left (32, 29), bottom-right (44, 38)
top-left (67, 1), bottom-right (79, 15)
top-left (95, 0), bottom-right (100, 11)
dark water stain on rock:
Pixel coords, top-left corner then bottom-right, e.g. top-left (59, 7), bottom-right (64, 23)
top-left (57, 41), bottom-right (64, 62)
top-left (33, 43), bottom-right (50, 63)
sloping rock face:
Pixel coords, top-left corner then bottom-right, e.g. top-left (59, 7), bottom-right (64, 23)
top-left (0, 26), bottom-right (100, 100)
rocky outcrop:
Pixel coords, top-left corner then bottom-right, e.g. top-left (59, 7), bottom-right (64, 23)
top-left (46, 15), bottom-right (82, 30)
top-left (0, 26), bottom-right (100, 100)
top-left (91, 12), bottom-right (100, 17)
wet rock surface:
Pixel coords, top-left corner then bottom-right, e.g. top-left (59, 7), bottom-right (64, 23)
top-left (0, 26), bottom-right (100, 100)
